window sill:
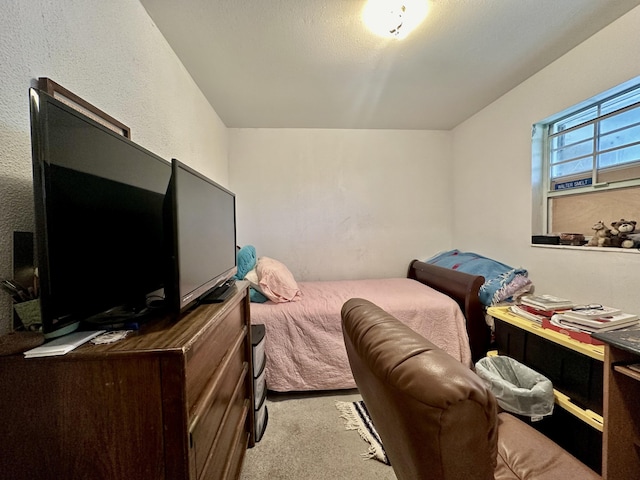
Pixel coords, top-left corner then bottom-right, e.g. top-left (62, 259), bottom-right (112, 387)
top-left (531, 244), bottom-right (640, 253)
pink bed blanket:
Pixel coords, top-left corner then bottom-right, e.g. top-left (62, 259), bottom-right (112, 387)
top-left (250, 277), bottom-right (472, 392)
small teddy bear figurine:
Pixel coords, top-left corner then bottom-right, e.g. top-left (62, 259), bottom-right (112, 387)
top-left (609, 219), bottom-right (637, 248)
top-left (586, 220), bottom-right (612, 246)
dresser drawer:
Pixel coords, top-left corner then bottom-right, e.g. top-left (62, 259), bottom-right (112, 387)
top-left (190, 339), bottom-right (247, 478)
top-left (225, 413), bottom-right (251, 480)
top-left (254, 367), bottom-right (267, 410)
top-left (186, 301), bottom-right (244, 412)
top-left (254, 401), bottom-right (269, 443)
top-left (198, 378), bottom-right (250, 480)
top-left (251, 324), bottom-right (266, 377)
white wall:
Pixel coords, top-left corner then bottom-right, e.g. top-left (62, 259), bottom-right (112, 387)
top-left (229, 128), bottom-right (453, 280)
top-left (0, 0), bottom-right (228, 334)
top-left (452, 6), bottom-right (640, 312)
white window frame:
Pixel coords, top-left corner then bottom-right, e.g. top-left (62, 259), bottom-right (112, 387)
top-left (532, 75), bottom-right (640, 236)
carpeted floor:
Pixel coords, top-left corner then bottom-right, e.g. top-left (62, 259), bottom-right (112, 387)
top-left (239, 389), bottom-right (397, 480)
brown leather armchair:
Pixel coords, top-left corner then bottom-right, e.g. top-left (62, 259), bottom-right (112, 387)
top-left (341, 298), bottom-right (601, 480)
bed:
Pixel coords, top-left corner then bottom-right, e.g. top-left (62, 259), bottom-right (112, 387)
top-left (249, 259), bottom-right (489, 392)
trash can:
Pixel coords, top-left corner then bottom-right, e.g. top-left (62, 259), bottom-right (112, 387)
top-left (475, 355), bottom-right (554, 420)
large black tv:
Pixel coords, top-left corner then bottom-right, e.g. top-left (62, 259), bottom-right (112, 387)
top-left (29, 88), bottom-right (172, 338)
top-left (165, 159), bottom-right (237, 314)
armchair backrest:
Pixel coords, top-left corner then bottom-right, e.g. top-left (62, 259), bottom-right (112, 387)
top-left (341, 298), bottom-right (499, 480)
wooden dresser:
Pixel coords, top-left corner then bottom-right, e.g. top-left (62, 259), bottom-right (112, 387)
top-left (0, 281), bottom-right (254, 480)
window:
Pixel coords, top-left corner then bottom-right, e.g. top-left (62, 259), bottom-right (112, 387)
top-left (532, 77), bottom-right (640, 241)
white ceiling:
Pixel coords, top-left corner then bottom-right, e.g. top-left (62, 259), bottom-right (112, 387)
top-left (140, 0), bottom-right (640, 130)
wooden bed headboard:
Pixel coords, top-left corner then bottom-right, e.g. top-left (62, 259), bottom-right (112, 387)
top-left (407, 259), bottom-right (490, 363)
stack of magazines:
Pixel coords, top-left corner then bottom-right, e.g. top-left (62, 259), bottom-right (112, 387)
top-left (508, 294), bottom-right (574, 324)
top-left (509, 295), bottom-right (640, 340)
top-left (551, 306), bottom-right (639, 334)
top-left (519, 294), bottom-right (574, 311)
top-left (509, 295), bottom-right (574, 324)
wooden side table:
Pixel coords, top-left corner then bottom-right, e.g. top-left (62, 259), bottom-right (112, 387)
top-left (593, 328), bottom-right (640, 480)
top-left (488, 306), bottom-right (604, 473)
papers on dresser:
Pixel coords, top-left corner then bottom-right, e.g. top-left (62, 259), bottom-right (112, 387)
top-left (24, 330), bottom-right (104, 358)
top-left (551, 311), bottom-right (639, 333)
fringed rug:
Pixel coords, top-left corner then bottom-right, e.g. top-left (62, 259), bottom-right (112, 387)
top-left (336, 400), bottom-right (390, 465)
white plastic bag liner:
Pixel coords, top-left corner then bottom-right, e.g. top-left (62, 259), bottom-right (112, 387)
top-left (475, 355), bottom-right (554, 418)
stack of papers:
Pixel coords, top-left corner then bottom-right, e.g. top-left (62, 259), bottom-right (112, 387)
top-left (23, 330), bottom-right (104, 358)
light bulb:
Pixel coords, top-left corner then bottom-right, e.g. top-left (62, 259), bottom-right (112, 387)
top-left (362, 0), bottom-right (429, 39)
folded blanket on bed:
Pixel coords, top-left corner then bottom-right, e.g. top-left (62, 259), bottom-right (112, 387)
top-left (425, 250), bottom-right (532, 306)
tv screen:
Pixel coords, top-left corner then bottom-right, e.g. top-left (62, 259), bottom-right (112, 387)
top-left (165, 158), bottom-right (237, 314)
top-left (29, 88), bottom-right (171, 338)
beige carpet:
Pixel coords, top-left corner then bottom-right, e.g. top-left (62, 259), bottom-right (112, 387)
top-left (240, 390), bottom-right (397, 480)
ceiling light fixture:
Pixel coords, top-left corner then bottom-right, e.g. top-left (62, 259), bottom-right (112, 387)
top-left (362, 0), bottom-right (429, 40)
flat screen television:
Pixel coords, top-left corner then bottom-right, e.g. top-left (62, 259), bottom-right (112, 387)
top-left (29, 88), bottom-right (172, 338)
top-left (165, 158), bottom-right (237, 314)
